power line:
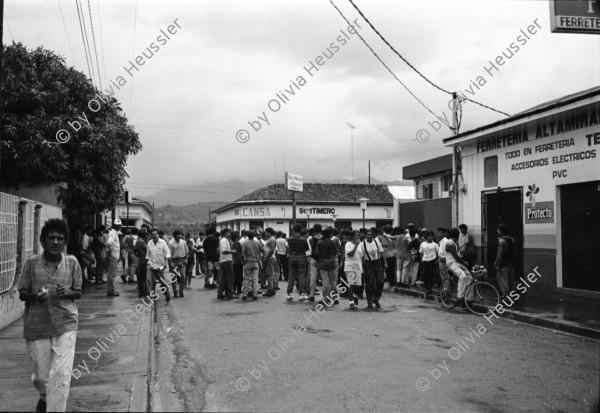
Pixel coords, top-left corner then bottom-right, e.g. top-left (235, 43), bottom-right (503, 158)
top-left (95, 0), bottom-right (107, 88)
top-left (346, 0), bottom-right (510, 118)
top-left (329, 0), bottom-right (449, 128)
top-left (75, 0), bottom-right (94, 85)
top-left (57, 0), bottom-right (75, 66)
top-left (130, 0), bottom-right (138, 114)
top-left (87, 0), bottom-right (103, 90)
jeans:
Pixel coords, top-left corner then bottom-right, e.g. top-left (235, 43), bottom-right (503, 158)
top-left (287, 258), bottom-right (306, 294)
top-left (265, 259), bottom-right (280, 292)
top-left (171, 257), bottom-right (186, 293)
top-left (320, 266), bottom-right (338, 302)
top-left (439, 258), bottom-right (450, 293)
top-left (364, 260), bottom-right (384, 303)
top-left (497, 267), bottom-right (515, 297)
top-left (147, 267), bottom-right (170, 298)
top-left (233, 263), bottom-right (244, 294)
top-left (218, 261), bottom-right (235, 297)
top-left (243, 262), bottom-right (260, 296)
top-left (422, 259), bottom-right (437, 292)
top-left (128, 254), bottom-right (138, 282)
top-left (448, 262), bottom-right (473, 300)
top-left (309, 259), bottom-right (320, 298)
top-left (137, 260), bottom-right (148, 297)
top-left (26, 330), bottom-right (77, 412)
top-left (401, 259), bottom-right (419, 285)
top-left (107, 256), bottom-right (118, 293)
top-left (277, 254), bottom-right (289, 280)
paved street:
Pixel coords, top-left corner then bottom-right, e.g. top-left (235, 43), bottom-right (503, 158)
top-left (152, 280), bottom-right (599, 412)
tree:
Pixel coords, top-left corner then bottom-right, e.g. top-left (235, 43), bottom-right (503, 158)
top-left (0, 43), bottom-right (142, 215)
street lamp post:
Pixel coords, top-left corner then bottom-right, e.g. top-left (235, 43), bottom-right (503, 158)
top-left (358, 198), bottom-right (369, 229)
top-left (306, 214), bottom-right (311, 229)
top-left (331, 214), bottom-right (338, 229)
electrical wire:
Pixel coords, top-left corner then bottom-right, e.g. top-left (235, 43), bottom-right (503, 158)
top-left (329, 0), bottom-right (450, 129)
top-left (57, 0), bottom-right (76, 66)
top-left (96, 0), bottom-right (108, 88)
top-left (130, 0), bottom-right (138, 114)
top-left (75, 0), bottom-right (94, 83)
top-left (347, 0), bottom-right (510, 118)
top-left (87, 0), bottom-right (103, 90)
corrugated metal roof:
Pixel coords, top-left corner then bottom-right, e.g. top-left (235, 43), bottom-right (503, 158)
top-left (234, 183), bottom-right (394, 203)
top-left (443, 86), bottom-right (600, 144)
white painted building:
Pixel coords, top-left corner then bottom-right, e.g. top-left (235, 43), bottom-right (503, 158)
top-left (214, 183), bottom-right (397, 234)
top-left (443, 86), bottom-right (600, 295)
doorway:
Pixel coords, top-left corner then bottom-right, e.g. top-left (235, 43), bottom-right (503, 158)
top-left (561, 181), bottom-right (600, 292)
top-left (481, 188), bottom-right (523, 281)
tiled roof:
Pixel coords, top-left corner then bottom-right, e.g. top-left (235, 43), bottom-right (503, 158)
top-left (233, 183), bottom-right (393, 204)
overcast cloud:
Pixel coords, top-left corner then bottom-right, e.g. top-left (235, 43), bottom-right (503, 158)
top-left (5, 0), bottom-right (600, 198)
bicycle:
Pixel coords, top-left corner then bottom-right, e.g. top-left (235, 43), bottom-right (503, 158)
top-left (440, 265), bottom-right (500, 315)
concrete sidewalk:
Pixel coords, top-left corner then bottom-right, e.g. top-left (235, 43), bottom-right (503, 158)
top-left (0, 270), bottom-right (151, 412)
top-left (385, 284), bottom-right (600, 340)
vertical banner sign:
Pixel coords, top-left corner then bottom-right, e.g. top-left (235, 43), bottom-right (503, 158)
top-left (550, 0), bottom-right (600, 34)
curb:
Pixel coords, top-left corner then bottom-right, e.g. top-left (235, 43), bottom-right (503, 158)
top-left (384, 286), bottom-right (600, 340)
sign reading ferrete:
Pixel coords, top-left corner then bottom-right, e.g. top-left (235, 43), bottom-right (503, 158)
top-left (550, 0), bottom-right (600, 34)
top-left (286, 172), bottom-right (303, 192)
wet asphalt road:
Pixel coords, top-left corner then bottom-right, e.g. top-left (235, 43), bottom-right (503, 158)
top-left (152, 280), bottom-right (599, 412)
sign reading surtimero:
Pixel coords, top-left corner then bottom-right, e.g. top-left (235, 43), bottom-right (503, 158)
top-left (549, 0), bottom-right (600, 34)
top-left (286, 172), bottom-right (303, 192)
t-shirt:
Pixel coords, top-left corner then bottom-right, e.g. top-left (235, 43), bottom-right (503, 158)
top-left (146, 238), bottom-right (171, 269)
top-left (242, 239), bottom-right (264, 262)
top-left (287, 234), bottom-right (309, 262)
top-left (203, 235), bottom-right (220, 262)
top-left (18, 253), bottom-right (82, 340)
top-left (419, 241), bottom-right (440, 262)
top-left (396, 234), bottom-right (411, 259)
top-left (439, 237), bottom-right (448, 260)
top-left (107, 229), bottom-right (120, 259)
top-left (219, 237), bottom-right (233, 263)
top-left (315, 238), bottom-right (339, 270)
top-left (362, 239), bottom-right (383, 261)
top-left (344, 241), bottom-right (364, 273)
top-left (458, 232), bottom-right (474, 257)
top-left (276, 238), bottom-right (288, 255)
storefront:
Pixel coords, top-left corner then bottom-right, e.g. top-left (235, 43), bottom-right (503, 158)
top-left (102, 198), bottom-right (154, 229)
top-left (443, 87), bottom-right (600, 295)
top-left (214, 183), bottom-right (395, 234)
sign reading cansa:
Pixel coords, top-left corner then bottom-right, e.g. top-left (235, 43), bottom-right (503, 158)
top-left (524, 201), bottom-right (554, 224)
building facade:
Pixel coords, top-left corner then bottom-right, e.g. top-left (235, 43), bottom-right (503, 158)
top-left (214, 184), bottom-right (395, 234)
top-left (102, 197), bottom-right (154, 228)
top-left (443, 87), bottom-right (600, 296)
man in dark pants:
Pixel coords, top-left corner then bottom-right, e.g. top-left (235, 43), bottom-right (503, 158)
top-left (203, 227), bottom-right (220, 288)
top-left (495, 223), bottom-right (516, 298)
top-left (135, 228), bottom-right (149, 298)
top-left (218, 228), bottom-right (238, 300)
top-left (362, 229), bottom-right (386, 308)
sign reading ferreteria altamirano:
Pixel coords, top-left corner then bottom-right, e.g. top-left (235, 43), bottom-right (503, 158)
top-left (549, 0), bottom-right (600, 35)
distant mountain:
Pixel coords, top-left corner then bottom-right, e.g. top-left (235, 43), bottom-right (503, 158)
top-left (154, 201), bottom-right (228, 225)
top-left (142, 177), bottom-right (413, 206)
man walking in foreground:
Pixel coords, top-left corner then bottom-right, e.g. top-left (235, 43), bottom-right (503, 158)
top-left (19, 219), bottom-right (82, 412)
top-left (146, 228), bottom-right (172, 302)
top-left (106, 219), bottom-right (122, 297)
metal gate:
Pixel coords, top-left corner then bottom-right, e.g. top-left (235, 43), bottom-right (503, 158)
top-left (481, 187), bottom-right (524, 282)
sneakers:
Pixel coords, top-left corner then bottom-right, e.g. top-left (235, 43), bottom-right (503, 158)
top-left (263, 290), bottom-right (275, 297)
top-left (242, 295), bottom-right (248, 301)
top-left (373, 299), bottom-right (381, 308)
top-left (353, 294), bottom-right (359, 306)
top-left (416, 280), bottom-right (424, 285)
top-left (107, 291), bottom-right (120, 297)
top-left (299, 293), bottom-right (307, 301)
top-left (121, 274), bottom-right (127, 283)
top-left (367, 302), bottom-right (373, 309)
top-left (287, 294), bottom-right (293, 301)
top-left (180, 290), bottom-right (184, 298)
top-left (349, 302), bottom-right (357, 309)
top-left (308, 296), bottom-right (315, 302)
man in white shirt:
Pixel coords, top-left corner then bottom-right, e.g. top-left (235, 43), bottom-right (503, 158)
top-left (218, 228), bottom-right (238, 300)
top-left (276, 232), bottom-right (288, 282)
top-left (146, 228), bottom-right (172, 302)
top-left (106, 219), bottom-right (122, 297)
top-left (437, 227), bottom-right (450, 294)
top-left (168, 230), bottom-right (188, 298)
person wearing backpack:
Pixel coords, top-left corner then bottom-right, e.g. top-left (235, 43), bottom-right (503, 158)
top-left (362, 228), bottom-right (386, 308)
top-left (495, 223), bottom-right (516, 299)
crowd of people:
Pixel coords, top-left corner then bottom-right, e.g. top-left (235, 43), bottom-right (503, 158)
top-left (68, 219), bottom-right (516, 309)
top-left (18, 217), bottom-right (516, 412)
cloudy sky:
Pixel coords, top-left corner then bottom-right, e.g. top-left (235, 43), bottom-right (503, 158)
top-left (5, 0), bottom-right (600, 199)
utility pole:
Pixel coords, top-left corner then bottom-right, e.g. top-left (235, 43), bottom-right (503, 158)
top-left (346, 122), bottom-right (356, 181)
top-left (451, 92), bottom-right (460, 228)
top-left (368, 160), bottom-right (371, 185)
